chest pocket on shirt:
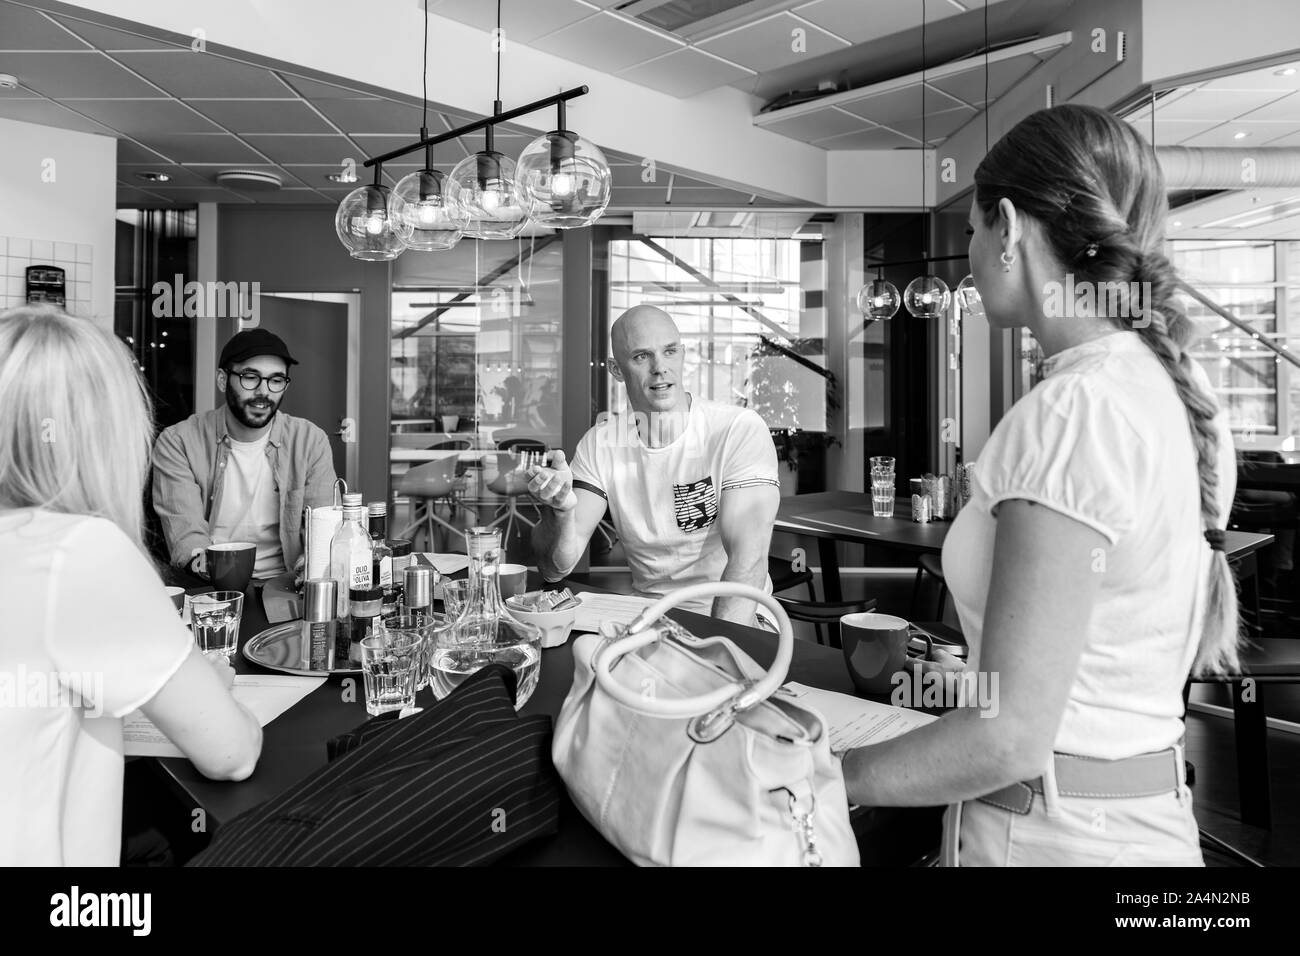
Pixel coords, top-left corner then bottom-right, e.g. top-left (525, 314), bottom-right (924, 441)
top-left (673, 476), bottom-right (717, 533)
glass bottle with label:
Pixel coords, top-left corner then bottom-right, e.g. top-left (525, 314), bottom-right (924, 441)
top-left (367, 501), bottom-right (395, 610)
top-left (328, 492), bottom-right (373, 623)
top-left (430, 527), bottom-right (542, 707)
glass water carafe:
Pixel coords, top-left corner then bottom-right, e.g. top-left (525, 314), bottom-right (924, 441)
top-left (428, 527), bottom-right (542, 707)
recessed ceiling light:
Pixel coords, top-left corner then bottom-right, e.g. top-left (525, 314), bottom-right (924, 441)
top-left (136, 171), bottom-right (171, 183)
top-left (1275, 67), bottom-right (1297, 76)
top-left (0, 74), bottom-right (19, 90)
top-left (216, 169), bottom-right (282, 191)
top-left (1172, 220), bottom-right (1183, 227)
top-left (327, 172), bottom-right (357, 183)
top-left (1233, 131), bottom-right (1250, 139)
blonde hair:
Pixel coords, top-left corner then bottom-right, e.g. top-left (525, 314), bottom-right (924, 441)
top-left (975, 105), bottom-right (1241, 676)
top-left (0, 305), bottom-right (155, 551)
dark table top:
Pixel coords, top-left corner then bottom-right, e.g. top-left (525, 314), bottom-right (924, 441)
top-left (156, 571), bottom-right (940, 866)
top-left (775, 490), bottom-right (1274, 561)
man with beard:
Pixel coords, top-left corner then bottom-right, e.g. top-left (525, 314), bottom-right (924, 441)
top-left (152, 329), bottom-right (337, 582)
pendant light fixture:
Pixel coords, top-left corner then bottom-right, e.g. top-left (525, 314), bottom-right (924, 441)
top-left (390, 2), bottom-right (466, 251)
top-left (954, 0), bottom-right (991, 319)
top-left (450, 0), bottom-right (528, 240)
top-left (517, 97), bottom-right (612, 228)
top-left (859, 214), bottom-right (900, 321)
top-left (335, 163), bottom-right (406, 260)
top-left (903, 0), bottom-right (950, 319)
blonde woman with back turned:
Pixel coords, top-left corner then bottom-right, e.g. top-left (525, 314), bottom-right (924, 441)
top-left (841, 105), bottom-right (1239, 865)
top-left (0, 305), bottom-right (262, 866)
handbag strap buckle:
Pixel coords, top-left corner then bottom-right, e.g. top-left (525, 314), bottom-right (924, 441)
top-left (686, 679), bottom-right (760, 744)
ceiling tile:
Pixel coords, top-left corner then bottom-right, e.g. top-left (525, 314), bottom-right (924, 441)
top-left (141, 186), bottom-right (253, 203)
top-left (698, 12), bottom-right (849, 73)
top-left (818, 126), bottom-right (919, 149)
top-left (617, 47), bottom-right (753, 98)
top-left (1259, 128), bottom-right (1300, 147)
top-left (113, 51), bottom-right (291, 98)
top-left (608, 187), bottom-right (669, 206)
top-left (760, 106), bottom-right (866, 142)
top-left (431, 0), bottom-right (595, 43)
top-left (1232, 92), bottom-right (1300, 122)
top-left (791, 0), bottom-right (923, 44)
top-left (532, 12), bottom-right (683, 74)
top-left (62, 99), bottom-right (220, 135)
top-left (0, 51), bottom-right (162, 97)
top-left (193, 99), bottom-right (335, 134)
top-left (887, 106), bottom-right (976, 144)
top-left (313, 98), bottom-right (427, 135)
top-left (667, 187), bottom-right (755, 205)
top-left (1180, 122), bottom-right (1300, 148)
top-left (50, 16), bottom-right (187, 51)
top-left (1146, 119), bottom-right (1230, 145)
top-left (834, 84), bottom-right (923, 125)
top-left (278, 74), bottom-right (374, 99)
top-left (1199, 62), bottom-right (1300, 93)
top-left (242, 134), bottom-right (359, 165)
top-left (0, 82), bottom-right (39, 98)
top-left (285, 163), bottom-right (411, 186)
top-left (1155, 88), bottom-right (1292, 122)
top-left (132, 132), bottom-right (269, 164)
top-left (120, 164), bottom-right (218, 187)
top-left (0, 6), bottom-right (91, 50)
top-left (230, 188), bottom-right (329, 204)
top-left (182, 164), bottom-right (314, 188)
top-left (927, 54), bottom-right (1040, 109)
top-left (117, 139), bottom-right (171, 163)
top-left (0, 98), bottom-right (115, 135)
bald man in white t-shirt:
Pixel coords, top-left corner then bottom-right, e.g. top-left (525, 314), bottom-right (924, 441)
top-left (528, 306), bottom-right (781, 625)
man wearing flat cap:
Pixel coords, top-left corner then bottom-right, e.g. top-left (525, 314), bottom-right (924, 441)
top-left (152, 328), bottom-right (338, 582)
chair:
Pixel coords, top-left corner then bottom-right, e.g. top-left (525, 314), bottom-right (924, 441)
top-left (775, 596), bottom-right (877, 649)
top-left (769, 553), bottom-right (819, 638)
top-left (485, 446), bottom-right (544, 545)
top-left (910, 553), bottom-right (950, 622)
top-left (394, 456), bottom-right (476, 552)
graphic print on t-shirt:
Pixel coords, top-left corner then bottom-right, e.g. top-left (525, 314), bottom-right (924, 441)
top-left (673, 476), bottom-right (717, 533)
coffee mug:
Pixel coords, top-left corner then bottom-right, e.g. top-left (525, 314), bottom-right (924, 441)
top-left (841, 612), bottom-right (931, 696)
top-left (164, 586), bottom-right (186, 613)
top-left (496, 563), bottom-right (529, 599)
top-left (196, 542), bottom-right (256, 593)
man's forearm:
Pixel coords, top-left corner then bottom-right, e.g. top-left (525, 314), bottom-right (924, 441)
top-left (532, 507), bottom-right (581, 582)
top-left (712, 556), bottom-right (767, 624)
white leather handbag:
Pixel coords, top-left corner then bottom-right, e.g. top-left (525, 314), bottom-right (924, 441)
top-left (551, 583), bottom-right (859, 867)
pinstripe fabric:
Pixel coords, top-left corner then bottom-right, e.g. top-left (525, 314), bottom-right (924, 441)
top-left (188, 665), bottom-right (561, 866)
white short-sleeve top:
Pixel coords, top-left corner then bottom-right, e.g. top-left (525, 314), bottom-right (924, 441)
top-left (0, 510), bottom-right (192, 865)
top-left (942, 331), bottom-right (1236, 759)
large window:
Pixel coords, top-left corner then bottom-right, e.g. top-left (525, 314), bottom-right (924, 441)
top-left (606, 234), bottom-right (828, 431)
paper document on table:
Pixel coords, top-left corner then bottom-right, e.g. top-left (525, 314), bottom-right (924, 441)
top-left (780, 682), bottom-right (936, 753)
top-left (411, 553), bottom-right (471, 576)
top-left (572, 592), bottom-right (659, 633)
top-left (123, 674), bottom-right (326, 758)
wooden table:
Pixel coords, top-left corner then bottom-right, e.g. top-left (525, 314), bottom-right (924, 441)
top-left (776, 490), bottom-right (1275, 603)
top-left (154, 574), bottom-right (941, 866)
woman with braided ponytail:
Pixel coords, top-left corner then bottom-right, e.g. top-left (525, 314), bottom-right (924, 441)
top-left (842, 104), bottom-right (1237, 865)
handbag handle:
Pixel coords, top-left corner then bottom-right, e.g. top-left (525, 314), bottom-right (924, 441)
top-left (591, 582), bottom-right (794, 720)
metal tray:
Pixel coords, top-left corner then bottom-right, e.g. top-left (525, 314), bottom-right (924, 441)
top-left (242, 620), bottom-right (361, 676)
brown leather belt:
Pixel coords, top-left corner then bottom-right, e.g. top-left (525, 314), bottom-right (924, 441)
top-left (976, 747), bottom-right (1183, 815)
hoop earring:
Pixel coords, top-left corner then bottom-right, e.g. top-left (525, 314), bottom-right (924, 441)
top-left (1000, 251), bottom-right (1015, 273)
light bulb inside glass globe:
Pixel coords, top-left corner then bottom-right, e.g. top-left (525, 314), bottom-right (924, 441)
top-left (480, 186), bottom-right (503, 211)
top-left (364, 213), bottom-right (386, 236)
top-left (517, 130), bottom-right (612, 229)
top-left (955, 274), bottom-right (984, 318)
top-left (391, 168), bottom-right (466, 252)
top-left (903, 275), bottom-right (951, 318)
top-left (334, 182), bottom-right (406, 260)
top-left (449, 150), bottom-right (528, 240)
top-left (856, 278), bottom-right (901, 320)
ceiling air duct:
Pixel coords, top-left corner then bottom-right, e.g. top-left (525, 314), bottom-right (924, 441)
top-left (1157, 147), bottom-right (1300, 189)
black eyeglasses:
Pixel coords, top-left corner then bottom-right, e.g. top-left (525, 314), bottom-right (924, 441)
top-left (226, 368), bottom-right (291, 392)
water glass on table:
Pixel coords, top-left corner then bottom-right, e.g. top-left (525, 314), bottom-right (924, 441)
top-left (359, 630), bottom-right (423, 716)
top-left (189, 591), bottom-right (244, 659)
top-left (382, 612), bottom-right (439, 690)
top-left (869, 456), bottom-right (896, 518)
top-left (441, 579), bottom-right (471, 618)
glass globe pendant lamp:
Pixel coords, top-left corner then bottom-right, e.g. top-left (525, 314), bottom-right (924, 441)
top-left (857, 277), bottom-right (901, 320)
top-left (517, 102), bottom-right (612, 228)
top-left (955, 274), bottom-right (984, 319)
top-left (334, 165), bottom-right (406, 260)
top-left (904, 274), bottom-right (951, 319)
top-left (391, 138), bottom-right (467, 251)
top-left (450, 123), bottom-right (529, 240)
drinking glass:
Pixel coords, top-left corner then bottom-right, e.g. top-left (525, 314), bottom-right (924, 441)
top-left (441, 579), bottom-right (471, 618)
top-left (869, 456), bottom-right (896, 518)
top-left (189, 591), bottom-right (244, 659)
top-left (360, 630), bottom-right (422, 716)
top-left (382, 612), bottom-right (440, 690)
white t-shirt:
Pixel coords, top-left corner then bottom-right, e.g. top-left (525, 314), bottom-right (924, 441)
top-left (569, 395), bottom-right (780, 614)
top-left (943, 331), bottom-right (1236, 759)
top-left (0, 510), bottom-right (192, 865)
top-left (212, 433), bottom-right (285, 579)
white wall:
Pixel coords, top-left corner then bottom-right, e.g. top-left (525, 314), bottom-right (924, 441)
top-left (1143, 0), bottom-right (1300, 82)
top-left (0, 117), bottom-right (116, 328)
